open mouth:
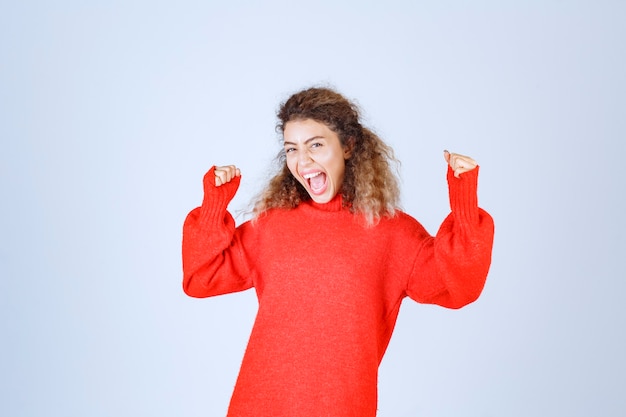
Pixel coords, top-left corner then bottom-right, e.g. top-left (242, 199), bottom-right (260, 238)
top-left (302, 171), bottom-right (328, 195)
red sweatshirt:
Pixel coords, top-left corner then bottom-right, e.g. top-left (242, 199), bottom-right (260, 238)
top-left (182, 166), bottom-right (494, 417)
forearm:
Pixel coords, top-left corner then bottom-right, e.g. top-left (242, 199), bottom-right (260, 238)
top-left (407, 166), bottom-right (495, 308)
top-left (435, 166), bottom-right (494, 307)
top-left (181, 167), bottom-right (252, 297)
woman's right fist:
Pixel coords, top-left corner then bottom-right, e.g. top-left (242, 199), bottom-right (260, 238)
top-left (214, 165), bottom-right (241, 187)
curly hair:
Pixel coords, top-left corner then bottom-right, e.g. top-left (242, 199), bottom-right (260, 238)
top-left (252, 87), bottom-right (401, 226)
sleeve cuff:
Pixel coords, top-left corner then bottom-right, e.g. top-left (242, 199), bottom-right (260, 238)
top-left (447, 165), bottom-right (480, 225)
top-left (199, 166), bottom-right (241, 226)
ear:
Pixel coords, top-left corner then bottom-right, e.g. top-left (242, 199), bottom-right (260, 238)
top-left (343, 137), bottom-right (355, 159)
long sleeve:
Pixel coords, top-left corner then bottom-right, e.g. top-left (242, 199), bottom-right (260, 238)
top-left (406, 166), bottom-right (495, 309)
top-left (182, 166), bottom-right (253, 298)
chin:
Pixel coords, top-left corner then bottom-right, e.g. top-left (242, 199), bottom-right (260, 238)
top-left (309, 191), bottom-right (334, 204)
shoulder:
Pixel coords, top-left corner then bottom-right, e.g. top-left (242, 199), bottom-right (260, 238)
top-left (242, 206), bottom-right (297, 231)
top-left (372, 210), bottom-right (430, 239)
top-left (385, 209), bottom-right (421, 227)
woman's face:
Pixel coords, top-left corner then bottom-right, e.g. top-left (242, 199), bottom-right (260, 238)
top-left (283, 119), bottom-right (352, 204)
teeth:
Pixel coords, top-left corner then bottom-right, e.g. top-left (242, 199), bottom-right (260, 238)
top-left (303, 172), bottom-right (322, 179)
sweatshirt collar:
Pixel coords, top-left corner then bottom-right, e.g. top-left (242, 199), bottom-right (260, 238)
top-left (306, 193), bottom-right (345, 212)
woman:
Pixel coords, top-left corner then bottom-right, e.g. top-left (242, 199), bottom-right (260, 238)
top-left (182, 87), bottom-right (494, 416)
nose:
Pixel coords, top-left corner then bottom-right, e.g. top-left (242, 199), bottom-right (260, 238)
top-left (297, 149), bottom-right (313, 166)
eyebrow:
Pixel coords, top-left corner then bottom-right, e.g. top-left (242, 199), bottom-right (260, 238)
top-left (283, 136), bottom-right (325, 146)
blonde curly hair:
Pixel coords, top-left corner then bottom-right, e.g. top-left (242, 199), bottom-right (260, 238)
top-left (253, 87), bottom-right (401, 226)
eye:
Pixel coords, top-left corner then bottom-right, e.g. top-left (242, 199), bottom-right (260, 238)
top-left (310, 142), bottom-right (322, 149)
top-left (284, 147), bottom-right (296, 154)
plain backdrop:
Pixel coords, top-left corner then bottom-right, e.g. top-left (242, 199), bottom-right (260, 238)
top-left (1, 1), bottom-right (625, 416)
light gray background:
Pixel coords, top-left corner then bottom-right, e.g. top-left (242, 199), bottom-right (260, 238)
top-left (2, 1), bottom-right (625, 416)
